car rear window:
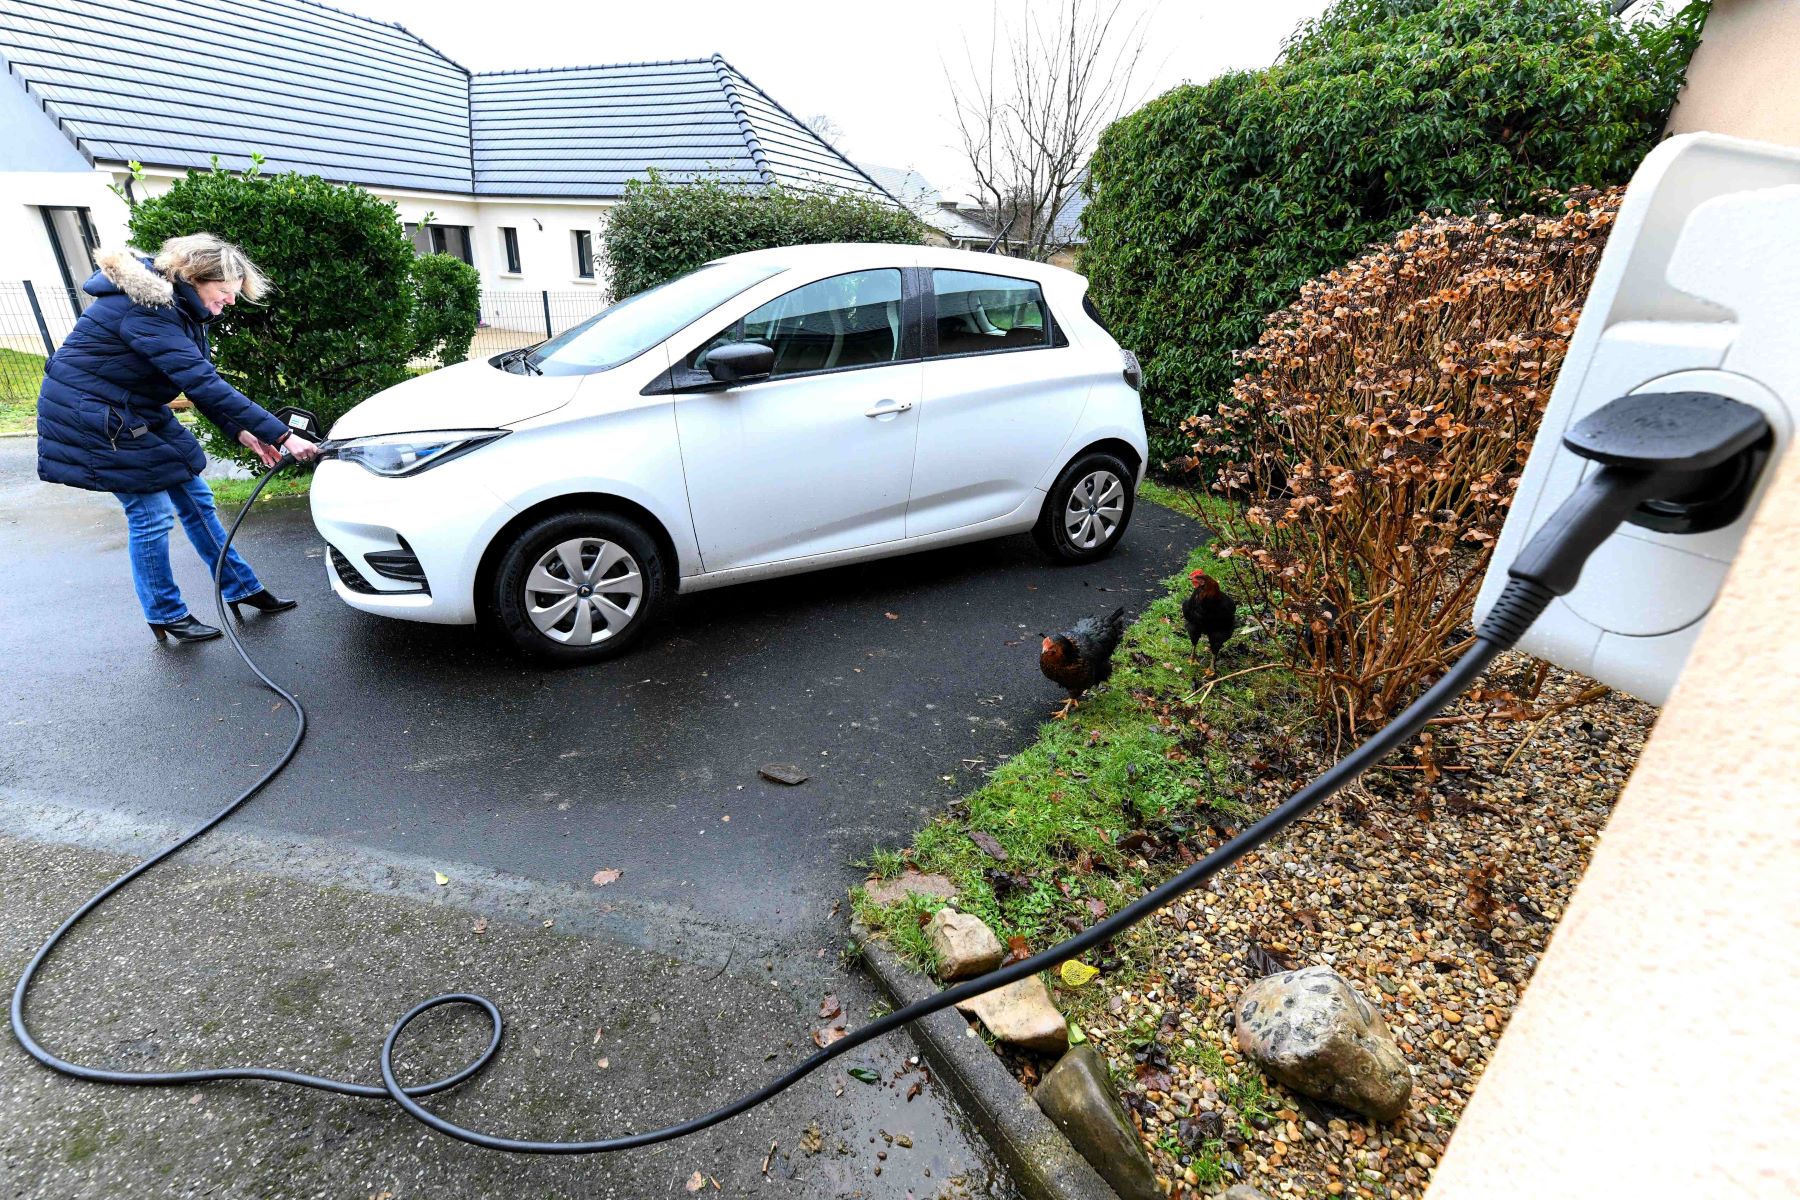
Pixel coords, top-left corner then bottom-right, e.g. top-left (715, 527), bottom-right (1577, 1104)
top-left (931, 270), bottom-right (1051, 357)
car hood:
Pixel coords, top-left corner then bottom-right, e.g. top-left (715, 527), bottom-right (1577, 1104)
top-left (326, 358), bottom-right (584, 440)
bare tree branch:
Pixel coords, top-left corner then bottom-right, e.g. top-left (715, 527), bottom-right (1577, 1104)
top-left (948, 0), bottom-right (1148, 261)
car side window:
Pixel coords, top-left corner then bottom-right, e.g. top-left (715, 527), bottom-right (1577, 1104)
top-left (931, 270), bottom-right (1049, 357)
top-left (687, 269), bottom-right (905, 378)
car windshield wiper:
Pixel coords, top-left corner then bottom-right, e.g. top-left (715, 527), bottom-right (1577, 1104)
top-left (497, 347), bottom-right (543, 376)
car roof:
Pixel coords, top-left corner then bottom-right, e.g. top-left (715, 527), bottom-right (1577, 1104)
top-left (710, 241), bottom-right (1084, 285)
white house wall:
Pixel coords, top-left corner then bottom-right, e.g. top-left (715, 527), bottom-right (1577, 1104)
top-left (385, 194), bottom-right (616, 300)
top-left (0, 169), bottom-right (132, 321)
top-left (2, 164), bottom-right (617, 314)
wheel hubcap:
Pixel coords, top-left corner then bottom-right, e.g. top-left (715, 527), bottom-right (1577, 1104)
top-left (524, 537), bottom-right (643, 645)
top-left (1063, 470), bottom-right (1125, 550)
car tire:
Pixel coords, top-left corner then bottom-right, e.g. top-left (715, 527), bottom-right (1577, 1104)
top-left (489, 510), bottom-right (666, 664)
top-left (1032, 450), bottom-right (1136, 563)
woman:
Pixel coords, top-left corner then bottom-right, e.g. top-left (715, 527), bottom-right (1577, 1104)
top-left (36, 233), bottom-right (321, 644)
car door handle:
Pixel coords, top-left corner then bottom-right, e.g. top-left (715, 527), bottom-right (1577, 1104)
top-left (864, 400), bottom-right (913, 418)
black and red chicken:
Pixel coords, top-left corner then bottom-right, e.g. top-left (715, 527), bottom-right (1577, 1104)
top-left (1039, 606), bottom-right (1126, 719)
top-left (1181, 568), bottom-right (1238, 672)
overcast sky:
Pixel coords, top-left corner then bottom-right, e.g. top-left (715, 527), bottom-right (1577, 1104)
top-left (341, 0), bottom-right (1333, 202)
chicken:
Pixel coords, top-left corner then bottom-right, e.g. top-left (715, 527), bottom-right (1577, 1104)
top-left (1181, 568), bottom-right (1238, 673)
top-left (1039, 606), bottom-right (1126, 718)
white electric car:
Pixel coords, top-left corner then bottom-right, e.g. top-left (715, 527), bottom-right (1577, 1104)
top-left (310, 243), bottom-right (1148, 662)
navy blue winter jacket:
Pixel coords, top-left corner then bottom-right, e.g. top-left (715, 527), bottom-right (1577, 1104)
top-left (36, 251), bottom-right (290, 494)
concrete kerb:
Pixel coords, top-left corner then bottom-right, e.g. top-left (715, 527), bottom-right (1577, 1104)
top-left (851, 919), bottom-right (1121, 1200)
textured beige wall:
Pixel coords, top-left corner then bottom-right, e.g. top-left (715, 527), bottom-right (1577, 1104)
top-left (1428, 446), bottom-right (1800, 1194)
top-left (1666, 0), bottom-right (1800, 147)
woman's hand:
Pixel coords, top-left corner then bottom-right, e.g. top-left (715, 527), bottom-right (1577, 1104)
top-left (237, 429), bottom-right (283, 468)
top-left (280, 433), bottom-right (322, 463)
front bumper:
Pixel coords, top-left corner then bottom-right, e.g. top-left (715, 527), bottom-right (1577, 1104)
top-left (309, 459), bottom-right (516, 625)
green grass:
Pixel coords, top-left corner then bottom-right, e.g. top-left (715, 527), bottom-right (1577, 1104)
top-left (0, 347), bottom-right (47, 434)
top-left (1171, 1035), bottom-right (1279, 1133)
top-left (854, 481), bottom-right (1311, 968)
top-left (210, 469), bottom-right (313, 509)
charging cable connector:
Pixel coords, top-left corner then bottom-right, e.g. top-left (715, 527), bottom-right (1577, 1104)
top-left (1482, 392), bottom-right (1773, 649)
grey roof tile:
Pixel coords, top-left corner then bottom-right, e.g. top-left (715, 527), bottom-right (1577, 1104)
top-left (0, 1), bottom-right (905, 203)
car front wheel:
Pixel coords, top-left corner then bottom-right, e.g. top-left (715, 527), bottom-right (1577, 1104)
top-left (489, 510), bottom-right (665, 663)
top-left (1033, 451), bottom-right (1135, 563)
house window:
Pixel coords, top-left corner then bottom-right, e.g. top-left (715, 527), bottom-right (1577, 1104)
top-left (404, 222), bottom-right (473, 265)
top-left (572, 230), bottom-right (595, 279)
top-left (501, 227), bottom-right (521, 274)
top-left (40, 206), bottom-right (100, 313)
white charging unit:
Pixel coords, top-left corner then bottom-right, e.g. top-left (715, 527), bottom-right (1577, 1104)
top-left (1475, 133), bottom-right (1800, 704)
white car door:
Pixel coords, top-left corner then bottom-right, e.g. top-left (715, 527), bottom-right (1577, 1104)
top-left (673, 268), bottom-right (923, 572)
top-left (909, 269), bottom-right (1091, 538)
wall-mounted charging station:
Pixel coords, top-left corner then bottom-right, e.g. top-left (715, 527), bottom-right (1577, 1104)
top-left (1476, 133), bottom-right (1800, 704)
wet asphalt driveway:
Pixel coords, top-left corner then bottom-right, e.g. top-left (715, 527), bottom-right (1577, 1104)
top-left (0, 436), bottom-right (1202, 953)
top-left (0, 436), bottom-right (1204, 1197)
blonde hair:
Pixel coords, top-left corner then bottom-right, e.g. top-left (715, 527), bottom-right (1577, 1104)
top-left (153, 233), bottom-right (272, 302)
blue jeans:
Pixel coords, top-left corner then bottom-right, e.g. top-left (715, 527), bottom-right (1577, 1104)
top-left (113, 474), bottom-right (262, 624)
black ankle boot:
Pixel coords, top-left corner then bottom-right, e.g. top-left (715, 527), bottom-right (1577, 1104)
top-left (149, 614), bottom-right (222, 643)
top-left (228, 589), bottom-right (297, 619)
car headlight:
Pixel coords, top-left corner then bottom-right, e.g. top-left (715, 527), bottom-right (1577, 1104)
top-left (326, 430), bottom-right (508, 477)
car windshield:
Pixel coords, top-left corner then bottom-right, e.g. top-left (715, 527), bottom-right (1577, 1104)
top-left (525, 262), bottom-right (786, 376)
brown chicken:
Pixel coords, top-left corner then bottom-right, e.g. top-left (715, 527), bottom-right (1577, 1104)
top-left (1181, 568), bottom-right (1238, 672)
top-left (1039, 606), bottom-right (1126, 718)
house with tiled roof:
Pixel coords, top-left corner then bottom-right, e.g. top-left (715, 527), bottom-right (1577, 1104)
top-left (0, 0), bottom-right (898, 313)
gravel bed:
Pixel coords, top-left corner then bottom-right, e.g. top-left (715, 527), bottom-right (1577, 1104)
top-left (1046, 654), bottom-right (1654, 1198)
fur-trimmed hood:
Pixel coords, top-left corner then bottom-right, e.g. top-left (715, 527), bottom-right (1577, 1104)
top-left (41, 246), bottom-right (289, 494)
top-left (90, 249), bottom-right (175, 308)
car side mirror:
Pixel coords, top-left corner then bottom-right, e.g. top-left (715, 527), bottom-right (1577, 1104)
top-left (706, 342), bottom-right (774, 386)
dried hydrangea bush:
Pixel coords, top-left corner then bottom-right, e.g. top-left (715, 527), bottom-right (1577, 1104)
top-left (1184, 188), bottom-right (1623, 733)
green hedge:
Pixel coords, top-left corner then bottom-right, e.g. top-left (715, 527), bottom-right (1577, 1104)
top-left (603, 171), bottom-right (929, 298)
top-left (1080, 0), bottom-right (1709, 464)
top-left (128, 162), bottom-right (423, 465)
top-left (409, 252), bottom-right (480, 366)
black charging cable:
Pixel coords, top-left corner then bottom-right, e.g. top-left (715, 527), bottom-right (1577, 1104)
top-left (10, 393), bottom-right (1773, 1154)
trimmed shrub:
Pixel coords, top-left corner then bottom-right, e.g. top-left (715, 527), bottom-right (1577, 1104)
top-left (1080, 0), bottom-right (1708, 464)
top-left (1197, 188), bottom-right (1622, 732)
top-left (128, 163), bottom-right (420, 465)
top-left (603, 171), bottom-right (929, 298)
top-left (409, 252), bottom-right (481, 365)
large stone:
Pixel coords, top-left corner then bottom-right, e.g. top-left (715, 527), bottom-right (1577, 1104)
top-left (926, 908), bottom-right (1004, 980)
top-left (1222, 1187), bottom-right (1272, 1200)
top-left (860, 872), bottom-right (958, 906)
top-left (1034, 1045), bottom-right (1162, 1200)
top-left (1233, 966), bottom-right (1412, 1122)
top-left (955, 975), bottom-right (1068, 1054)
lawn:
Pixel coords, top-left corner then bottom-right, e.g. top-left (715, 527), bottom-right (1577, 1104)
top-left (0, 347), bottom-right (46, 435)
top-left (210, 469), bottom-right (313, 509)
top-left (853, 483), bottom-right (1310, 968)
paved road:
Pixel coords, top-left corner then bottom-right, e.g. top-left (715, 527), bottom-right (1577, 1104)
top-left (0, 436), bottom-right (1202, 951)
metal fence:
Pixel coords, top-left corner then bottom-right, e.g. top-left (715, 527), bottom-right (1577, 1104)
top-left (0, 281), bottom-right (82, 408)
top-left (467, 289), bottom-right (611, 360)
